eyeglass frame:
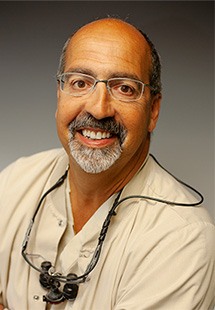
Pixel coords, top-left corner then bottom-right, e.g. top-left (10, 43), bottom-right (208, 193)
top-left (56, 72), bottom-right (154, 102)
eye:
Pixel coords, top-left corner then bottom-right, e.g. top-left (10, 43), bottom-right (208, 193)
top-left (70, 77), bottom-right (93, 90)
top-left (118, 84), bottom-right (134, 95)
top-left (72, 79), bottom-right (87, 89)
top-left (111, 81), bottom-right (136, 97)
top-left (65, 74), bottom-right (94, 92)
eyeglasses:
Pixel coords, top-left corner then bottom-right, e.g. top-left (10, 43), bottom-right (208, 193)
top-left (57, 72), bottom-right (152, 102)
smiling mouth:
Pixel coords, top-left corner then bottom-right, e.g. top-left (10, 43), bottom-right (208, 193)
top-left (81, 129), bottom-right (112, 140)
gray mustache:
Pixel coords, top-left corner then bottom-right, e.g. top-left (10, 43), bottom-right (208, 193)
top-left (69, 113), bottom-right (127, 144)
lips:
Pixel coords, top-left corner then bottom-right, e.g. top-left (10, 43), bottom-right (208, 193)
top-left (82, 129), bottom-right (112, 140)
top-left (68, 113), bottom-right (127, 146)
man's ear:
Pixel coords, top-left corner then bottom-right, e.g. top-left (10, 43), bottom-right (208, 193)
top-left (148, 93), bottom-right (161, 133)
top-left (57, 82), bottom-right (60, 99)
top-left (55, 83), bottom-right (61, 119)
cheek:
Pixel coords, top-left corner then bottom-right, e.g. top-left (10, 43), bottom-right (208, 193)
top-left (56, 101), bottom-right (72, 125)
top-left (55, 97), bottom-right (82, 147)
top-left (56, 96), bottom-right (83, 127)
top-left (118, 105), bottom-right (150, 156)
top-left (120, 105), bottom-right (150, 147)
top-left (55, 107), bottom-right (68, 148)
top-left (55, 104), bottom-right (68, 141)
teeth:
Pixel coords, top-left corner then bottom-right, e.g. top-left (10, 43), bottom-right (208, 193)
top-left (82, 130), bottom-right (111, 140)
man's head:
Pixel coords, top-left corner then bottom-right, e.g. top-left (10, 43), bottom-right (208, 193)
top-left (57, 20), bottom-right (161, 96)
top-left (56, 18), bottom-right (162, 174)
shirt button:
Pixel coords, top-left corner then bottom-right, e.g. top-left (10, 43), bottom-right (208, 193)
top-left (58, 220), bottom-right (64, 227)
top-left (80, 251), bottom-right (91, 258)
top-left (33, 295), bottom-right (40, 301)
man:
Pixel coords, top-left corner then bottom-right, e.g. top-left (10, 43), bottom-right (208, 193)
top-left (0, 18), bottom-right (214, 309)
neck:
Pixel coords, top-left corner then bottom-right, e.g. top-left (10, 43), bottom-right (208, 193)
top-left (68, 141), bottom-right (150, 232)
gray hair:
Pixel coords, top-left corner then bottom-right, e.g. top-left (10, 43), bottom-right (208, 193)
top-left (138, 29), bottom-right (162, 95)
top-left (57, 20), bottom-right (162, 95)
top-left (57, 37), bottom-right (70, 78)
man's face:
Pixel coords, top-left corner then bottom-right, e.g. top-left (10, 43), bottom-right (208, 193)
top-left (56, 19), bottom-right (160, 174)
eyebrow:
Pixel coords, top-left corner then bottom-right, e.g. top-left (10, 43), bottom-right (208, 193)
top-left (65, 67), bottom-right (95, 76)
top-left (64, 67), bottom-right (143, 82)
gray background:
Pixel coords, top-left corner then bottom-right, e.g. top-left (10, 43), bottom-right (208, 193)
top-left (0, 1), bottom-right (214, 218)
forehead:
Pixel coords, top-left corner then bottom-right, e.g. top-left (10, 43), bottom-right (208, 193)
top-left (64, 20), bottom-right (151, 80)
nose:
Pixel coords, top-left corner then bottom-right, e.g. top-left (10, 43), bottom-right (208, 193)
top-left (84, 81), bottom-right (115, 120)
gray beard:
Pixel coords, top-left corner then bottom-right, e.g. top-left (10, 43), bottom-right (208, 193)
top-left (68, 139), bottom-right (122, 174)
top-left (68, 113), bottom-right (127, 174)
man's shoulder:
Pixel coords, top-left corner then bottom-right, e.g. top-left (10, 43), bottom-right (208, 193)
top-left (141, 155), bottom-right (202, 205)
top-left (11, 148), bottom-right (65, 165)
top-left (1, 148), bottom-right (65, 170)
top-left (131, 155), bottom-right (214, 226)
top-left (0, 148), bottom-right (68, 189)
